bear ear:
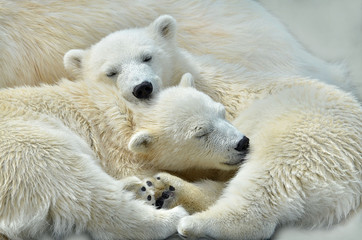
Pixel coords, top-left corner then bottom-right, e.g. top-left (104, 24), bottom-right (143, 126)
top-left (179, 73), bottom-right (195, 88)
top-left (149, 15), bottom-right (177, 40)
top-left (128, 131), bottom-right (154, 153)
top-left (63, 49), bottom-right (85, 78)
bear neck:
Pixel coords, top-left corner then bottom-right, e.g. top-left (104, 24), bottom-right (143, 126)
top-left (57, 79), bottom-right (147, 179)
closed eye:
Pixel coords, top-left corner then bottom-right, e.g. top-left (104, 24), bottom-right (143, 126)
top-left (106, 71), bottom-right (118, 77)
top-left (195, 129), bottom-right (211, 139)
top-left (194, 125), bottom-right (213, 139)
top-left (142, 55), bottom-right (152, 62)
top-left (195, 132), bottom-right (209, 139)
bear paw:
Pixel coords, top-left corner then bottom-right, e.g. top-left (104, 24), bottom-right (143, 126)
top-left (177, 215), bottom-right (208, 239)
top-left (126, 175), bottom-right (177, 209)
top-left (153, 173), bottom-right (180, 209)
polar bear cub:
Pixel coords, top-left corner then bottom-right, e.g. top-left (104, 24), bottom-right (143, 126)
top-left (177, 79), bottom-right (362, 239)
top-left (64, 15), bottom-right (196, 103)
top-left (0, 73), bottom-right (249, 239)
top-left (128, 73), bottom-right (249, 171)
top-left (0, 97), bottom-right (187, 239)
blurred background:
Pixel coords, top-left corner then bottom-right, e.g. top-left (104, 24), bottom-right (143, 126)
top-left (258, 0), bottom-right (361, 99)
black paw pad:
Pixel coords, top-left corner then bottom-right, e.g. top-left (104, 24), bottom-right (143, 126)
top-left (162, 191), bottom-right (170, 199)
top-left (155, 198), bottom-right (164, 209)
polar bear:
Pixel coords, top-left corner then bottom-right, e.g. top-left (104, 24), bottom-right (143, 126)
top-left (2, 0), bottom-right (358, 99)
top-left (0, 73), bottom-right (249, 239)
top-left (63, 15), bottom-right (196, 103)
top-left (175, 78), bottom-right (362, 239)
top-left (62, 14), bottom-right (359, 126)
top-left (128, 73), bottom-right (361, 238)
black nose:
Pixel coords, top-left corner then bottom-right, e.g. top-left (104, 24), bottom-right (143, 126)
top-left (133, 81), bottom-right (153, 99)
top-left (235, 136), bottom-right (249, 152)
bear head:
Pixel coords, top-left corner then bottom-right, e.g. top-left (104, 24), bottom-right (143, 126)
top-left (64, 15), bottom-right (179, 103)
top-left (128, 73), bottom-right (250, 171)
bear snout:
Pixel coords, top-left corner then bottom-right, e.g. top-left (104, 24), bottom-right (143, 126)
top-left (235, 136), bottom-right (249, 152)
top-left (133, 81), bottom-right (153, 99)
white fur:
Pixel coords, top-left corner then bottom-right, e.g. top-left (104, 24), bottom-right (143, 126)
top-left (1, 5), bottom-right (361, 239)
top-left (178, 79), bottom-right (362, 239)
top-left (1, 0), bottom-right (359, 100)
top-left (0, 73), bottom-right (250, 239)
top-left (129, 73), bottom-right (249, 171)
top-left (63, 15), bottom-right (192, 103)
top-left (56, 16), bottom-right (362, 239)
top-left (0, 81), bottom-right (196, 239)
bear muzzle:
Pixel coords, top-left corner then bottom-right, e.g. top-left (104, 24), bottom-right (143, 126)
top-left (223, 136), bottom-right (250, 167)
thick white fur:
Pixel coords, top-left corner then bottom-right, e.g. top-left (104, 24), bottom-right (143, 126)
top-left (1, 4), bottom-right (360, 239)
top-left (63, 15), bottom-right (195, 103)
top-left (98, 19), bottom-right (362, 235)
top-left (0, 74), bottom-right (251, 238)
top-left (4, 14), bottom-right (358, 239)
top-left (65, 15), bottom-right (359, 239)
top-left (177, 76), bottom-right (362, 239)
top-left (0, 81), bottom-right (189, 239)
top-left (1, 0), bottom-right (359, 100)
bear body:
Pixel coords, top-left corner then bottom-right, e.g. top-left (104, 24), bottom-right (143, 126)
top-left (1, 0), bottom-right (358, 99)
top-left (62, 15), bottom-right (358, 121)
top-left (59, 16), bottom-right (361, 239)
top-left (1, 8), bottom-right (361, 239)
top-left (63, 17), bottom-right (362, 237)
top-left (0, 74), bottom-right (249, 239)
top-left (177, 78), bottom-right (362, 239)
